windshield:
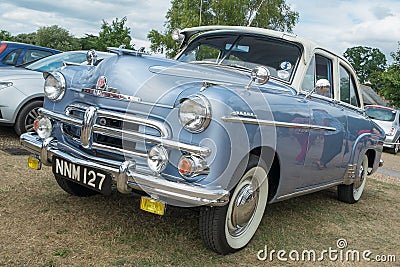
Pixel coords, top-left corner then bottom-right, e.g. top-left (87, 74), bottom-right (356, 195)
top-left (365, 106), bottom-right (397, 122)
top-left (177, 33), bottom-right (302, 82)
top-left (24, 51), bottom-right (87, 72)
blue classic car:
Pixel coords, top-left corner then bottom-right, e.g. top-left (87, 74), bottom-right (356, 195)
top-left (20, 26), bottom-right (384, 254)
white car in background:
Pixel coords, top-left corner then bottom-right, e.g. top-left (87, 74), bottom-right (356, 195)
top-left (0, 50), bottom-right (111, 135)
top-left (365, 105), bottom-right (400, 154)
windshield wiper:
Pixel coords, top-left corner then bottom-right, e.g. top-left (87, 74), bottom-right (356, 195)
top-left (222, 63), bottom-right (251, 72)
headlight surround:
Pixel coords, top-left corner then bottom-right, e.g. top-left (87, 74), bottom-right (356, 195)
top-left (44, 72), bottom-right (66, 102)
top-left (178, 95), bottom-right (211, 133)
top-left (0, 81), bottom-right (13, 90)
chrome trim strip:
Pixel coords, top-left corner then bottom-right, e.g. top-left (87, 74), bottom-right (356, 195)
top-left (97, 109), bottom-right (170, 138)
top-left (222, 116), bottom-right (337, 131)
top-left (39, 108), bottom-right (82, 126)
top-left (92, 142), bottom-right (147, 159)
top-left (93, 124), bottom-right (211, 157)
top-left (276, 180), bottom-right (342, 201)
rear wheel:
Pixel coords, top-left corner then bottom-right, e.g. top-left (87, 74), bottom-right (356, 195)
top-left (54, 175), bottom-right (98, 197)
top-left (14, 100), bottom-right (43, 136)
top-left (199, 155), bottom-right (269, 254)
top-left (338, 154), bottom-right (368, 204)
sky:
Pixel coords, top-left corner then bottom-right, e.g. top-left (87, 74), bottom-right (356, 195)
top-left (0, 0), bottom-right (399, 63)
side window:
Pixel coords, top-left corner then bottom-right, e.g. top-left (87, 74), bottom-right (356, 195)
top-left (339, 65), bottom-right (360, 107)
top-left (301, 54), bottom-right (333, 98)
top-left (315, 55), bottom-right (333, 98)
top-left (301, 56), bottom-right (315, 92)
top-left (22, 49), bottom-right (53, 64)
top-left (2, 49), bottom-right (22, 65)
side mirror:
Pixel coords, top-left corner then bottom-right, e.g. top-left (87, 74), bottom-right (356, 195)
top-left (304, 78), bottom-right (331, 99)
top-left (315, 79), bottom-right (331, 94)
top-left (171, 29), bottom-right (184, 44)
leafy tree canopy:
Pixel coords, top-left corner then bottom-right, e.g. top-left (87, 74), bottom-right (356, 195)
top-left (343, 46), bottom-right (387, 84)
top-left (148, 0), bottom-right (299, 58)
top-left (0, 30), bottom-right (13, 41)
top-left (35, 25), bottom-right (81, 51)
top-left (96, 17), bottom-right (132, 51)
top-left (370, 43), bottom-right (400, 107)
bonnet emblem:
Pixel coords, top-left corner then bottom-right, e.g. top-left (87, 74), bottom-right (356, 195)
top-left (96, 76), bottom-right (108, 90)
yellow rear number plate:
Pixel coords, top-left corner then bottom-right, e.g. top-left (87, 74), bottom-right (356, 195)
top-left (140, 197), bottom-right (165, 216)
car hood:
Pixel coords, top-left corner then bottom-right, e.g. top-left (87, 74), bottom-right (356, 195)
top-left (68, 55), bottom-right (292, 107)
top-left (0, 67), bottom-right (42, 80)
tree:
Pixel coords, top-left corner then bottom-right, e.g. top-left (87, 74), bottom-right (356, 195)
top-left (0, 30), bottom-right (13, 41)
top-left (13, 32), bottom-right (37, 45)
top-left (370, 44), bottom-right (400, 106)
top-left (35, 25), bottom-right (80, 51)
top-left (148, 0), bottom-right (299, 58)
top-left (96, 17), bottom-right (132, 51)
top-left (343, 46), bottom-right (387, 84)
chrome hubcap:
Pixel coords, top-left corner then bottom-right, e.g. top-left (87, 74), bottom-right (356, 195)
top-left (229, 179), bottom-right (259, 237)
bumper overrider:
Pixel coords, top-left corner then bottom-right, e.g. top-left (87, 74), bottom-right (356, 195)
top-left (20, 105), bottom-right (229, 206)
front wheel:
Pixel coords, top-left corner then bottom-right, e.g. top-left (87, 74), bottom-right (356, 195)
top-left (199, 155), bottom-right (269, 254)
top-left (14, 100), bottom-right (43, 136)
top-left (338, 154), bottom-right (368, 204)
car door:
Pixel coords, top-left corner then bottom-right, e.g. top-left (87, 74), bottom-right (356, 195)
top-left (296, 52), bottom-right (348, 189)
top-left (337, 61), bottom-right (371, 163)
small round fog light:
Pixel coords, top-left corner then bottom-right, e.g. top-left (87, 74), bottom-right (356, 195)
top-left (147, 145), bottom-right (168, 173)
top-left (178, 157), bottom-right (194, 177)
top-left (34, 116), bottom-right (53, 139)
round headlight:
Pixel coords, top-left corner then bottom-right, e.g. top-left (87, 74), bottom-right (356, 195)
top-left (178, 95), bottom-right (211, 133)
top-left (44, 72), bottom-right (65, 102)
top-left (33, 116), bottom-right (53, 139)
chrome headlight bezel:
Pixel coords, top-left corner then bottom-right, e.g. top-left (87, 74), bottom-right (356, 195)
top-left (44, 72), bottom-right (66, 102)
top-left (0, 81), bottom-right (13, 90)
top-left (178, 95), bottom-right (211, 133)
top-left (34, 116), bottom-right (53, 139)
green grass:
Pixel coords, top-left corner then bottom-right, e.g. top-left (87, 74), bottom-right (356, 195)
top-left (0, 155), bottom-right (399, 267)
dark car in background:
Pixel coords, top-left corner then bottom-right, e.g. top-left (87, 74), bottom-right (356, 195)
top-left (0, 41), bottom-right (61, 67)
top-left (365, 105), bottom-right (400, 154)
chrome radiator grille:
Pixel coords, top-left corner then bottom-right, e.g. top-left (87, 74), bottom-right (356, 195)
top-left (43, 103), bottom-right (168, 160)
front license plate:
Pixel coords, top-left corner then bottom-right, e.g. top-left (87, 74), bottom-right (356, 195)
top-left (140, 196), bottom-right (166, 216)
top-left (52, 156), bottom-right (112, 195)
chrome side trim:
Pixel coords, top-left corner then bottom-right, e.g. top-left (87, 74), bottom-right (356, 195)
top-left (276, 180), bottom-right (342, 201)
top-left (222, 116), bottom-right (337, 131)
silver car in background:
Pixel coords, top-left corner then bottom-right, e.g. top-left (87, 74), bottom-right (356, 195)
top-left (0, 50), bottom-right (111, 135)
top-left (365, 105), bottom-right (400, 154)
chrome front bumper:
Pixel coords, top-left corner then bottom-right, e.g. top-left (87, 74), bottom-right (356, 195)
top-left (20, 133), bottom-right (229, 206)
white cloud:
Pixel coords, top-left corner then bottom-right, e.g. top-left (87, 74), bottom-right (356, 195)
top-left (0, 0), bottom-right (171, 47)
top-left (1, 0), bottom-right (399, 62)
top-left (287, 0), bottom-right (400, 62)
